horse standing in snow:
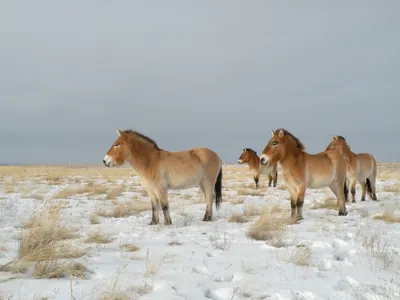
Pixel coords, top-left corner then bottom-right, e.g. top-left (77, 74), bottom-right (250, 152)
top-left (103, 129), bottom-right (223, 225)
top-left (325, 136), bottom-right (377, 202)
top-left (260, 129), bottom-right (348, 223)
top-left (237, 148), bottom-right (278, 188)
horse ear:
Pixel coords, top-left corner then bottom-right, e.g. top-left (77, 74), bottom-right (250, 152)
top-left (243, 148), bottom-right (247, 152)
top-left (334, 136), bottom-right (338, 140)
top-left (278, 129), bottom-right (285, 138)
top-left (270, 129), bottom-right (275, 137)
top-left (116, 129), bottom-right (122, 137)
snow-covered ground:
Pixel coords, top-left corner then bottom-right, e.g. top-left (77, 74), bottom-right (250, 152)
top-left (0, 163), bottom-right (399, 300)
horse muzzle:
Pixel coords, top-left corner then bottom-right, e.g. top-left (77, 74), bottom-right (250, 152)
top-left (237, 160), bottom-right (243, 164)
top-left (260, 156), bottom-right (269, 166)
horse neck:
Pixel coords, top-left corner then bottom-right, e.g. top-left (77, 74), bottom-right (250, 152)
top-left (127, 139), bottom-right (160, 175)
top-left (279, 144), bottom-right (304, 170)
top-left (340, 145), bottom-right (356, 163)
top-left (248, 154), bottom-right (260, 170)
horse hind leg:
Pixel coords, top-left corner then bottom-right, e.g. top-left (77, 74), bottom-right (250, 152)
top-left (156, 189), bottom-right (172, 225)
top-left (349, 180), bottom-right (356, 203)
top-left (360, 180), bottom-right (367, 201)
top-left (200, 182), bottom-right (213, 221)
top-left (366, 177), bottom-right (377, 201)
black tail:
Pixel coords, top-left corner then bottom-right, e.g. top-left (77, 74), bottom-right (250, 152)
top-left (365, 178), bottom-right (372, 194)
top-left (344, 179), bottom-right (349, 202)
top-left (214, 168), bottom-right (223, 209)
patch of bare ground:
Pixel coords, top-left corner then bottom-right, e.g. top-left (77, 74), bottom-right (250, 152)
top-left (106, 186), bottom-right (124, 200)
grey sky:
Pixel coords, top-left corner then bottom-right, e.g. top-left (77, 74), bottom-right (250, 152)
top-left (1, 1), bottom-right (399, 164)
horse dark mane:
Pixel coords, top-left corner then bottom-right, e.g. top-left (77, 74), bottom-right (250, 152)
top-left (335, 135), bottom-right (351, 151)
top-left (244, 148), bottom-right (257, 155)
top-left (123, 130), bottom-right (160, 150)
top-left (275, 128), bottom-right (305, 151)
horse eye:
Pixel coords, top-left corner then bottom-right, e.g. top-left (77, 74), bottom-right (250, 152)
top-left (272, 141), bottom-right (278, 146)
top-left (114, 143), bottom-right (120, 147)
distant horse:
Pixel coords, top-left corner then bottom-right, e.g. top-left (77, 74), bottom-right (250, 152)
top-left (325, 136), bottom-right (377, 202)
top-left (103, 129), bottom-right (223, 225)
top-left (237, 148), bottom-right (278, 188)
top-left (260, 129), bottom-right (348, 223)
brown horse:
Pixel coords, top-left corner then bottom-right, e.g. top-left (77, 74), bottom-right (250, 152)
top-left (260, 129), bottom-right (348, 223)
top-left (237, 148), bottom-right (278, 188)
top-left (103, 129), bottom-right (223, 225)
top-left (325, 136), bottom-right (377, 202)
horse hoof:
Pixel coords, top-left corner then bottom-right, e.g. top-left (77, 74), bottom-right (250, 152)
top-left (361, 199), bottom-right (365, 202)
top-left (148, 220), bottom-right (159, 225)
top-left (338, 211), bottom-right (348, 216)
top-left (202, 215), bottom-right (212, 221)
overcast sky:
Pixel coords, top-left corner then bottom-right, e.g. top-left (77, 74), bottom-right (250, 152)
top-left (0, 1), bottom-right (399, 164)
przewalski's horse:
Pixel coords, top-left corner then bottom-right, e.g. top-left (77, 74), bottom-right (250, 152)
top-left (237, 148), bottom-right (278, 188)
top-left (325, 136), bottom-right (377, 202)
top-left (260, 129), bottom-right (348, 223)
top-left (103, 129), bottom-right (223, 225)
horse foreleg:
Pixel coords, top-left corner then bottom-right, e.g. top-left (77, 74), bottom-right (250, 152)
top-left (350, 179), bottom-right (356, 203)
top-left (287, 188), bottom-right (297, 223)
top-left (296, 186), bottom-right (306, 221)
top-left (254, 174), bottom-right (259, 189)
top-left (360, 180), bottom-right (367, 201)
top-left (148, 191), bottom-right (160, 225)
top-left (273, 171), bottom-right (278, 187)
top-left (268, 174), bottom-right (272, 187)
top-left (156, 189), bottom-right (172, 225)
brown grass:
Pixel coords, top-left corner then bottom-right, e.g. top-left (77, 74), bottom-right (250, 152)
top-left (287, 244), bottom-right (313, 266)
top-left (54, 182), bottom-right (109, 199)
top-left (120, 244), bottom-right (140, 252)
top-left (18, 200), bottom-right (85, 261)
top-left (85, 231), bottom-right (114, 244)
top-left (246, 206), bottom-right (288, 247)
top-left (0, 260), bottom-right (29, 274)
top-left (228, 213), bottom-right (249, 223)
top-left (32, 261), bottom-right (87, 279)
top-left (95, 201), bottom-right (150, 218)
top-left (381, 183), bottom-right (400, 193)
top-left (310, 196), bottom-right (338, 210)
top-left (90, 213), bottom-right (101, 224)
top-left (372, 205), bottom-right (400, 223)
top-left (106, 187), bottom-right (124, 200)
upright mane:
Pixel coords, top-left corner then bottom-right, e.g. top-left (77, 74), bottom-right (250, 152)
top-left (123, 130), bottom-right (160, 150)
top-left (244, 148), bottom-right (257, 155)
top-left (335, 135), bottom-right (351, 151)
top-left (275, 128), bottom-right (305, 151)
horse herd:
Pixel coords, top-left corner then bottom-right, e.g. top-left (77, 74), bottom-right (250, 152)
top-left (103, 128), bottom-right (377, 226)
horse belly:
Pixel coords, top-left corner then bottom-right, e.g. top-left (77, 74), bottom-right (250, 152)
top-left (168, 169), bottom-right (204, 190)
top-left (307, 171), bottom-right (335, 189)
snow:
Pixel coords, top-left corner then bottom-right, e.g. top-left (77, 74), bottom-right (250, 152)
top-left (0, 164), bottom-right (399, 300)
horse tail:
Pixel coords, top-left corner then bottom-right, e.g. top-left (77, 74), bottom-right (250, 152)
top-left (344, 179), bottom-right (349, 202)
top-left (214, 167), bottom-right (223, 209)
top-left (365, 178), bottom-right (372, 194)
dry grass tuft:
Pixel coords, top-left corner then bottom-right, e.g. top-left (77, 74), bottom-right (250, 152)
top-left (54, 182), bottom-right (109, 199)
top-left (120, 244), bottom-right (140, 252)
top-left (167, 242), bottom-right (183, 246)
top-left (246, 206), bottom-right (288, 247)
top-left (106, 186), bottom-right (124, 200)
top-left (90, 213), bottom-right (101, 224)
top-left (95, 201), bottom-right (150, 218)
top-left (381, 183), bottom-right (400, 193)
top-left (287, 244), bottom-right (313, 266)
top-left (143, 249), bottom-right (166, 277)
top-left (0, 260), bottom-right (29, 274)
top-left (236, 188), bottom-right (263, 196)
top-left (310, 196), bottom-right (338, 210)
top-left (32, 261), bottom-right (88, 279)
top-left (18, 200), bottom-right (84, 261)
top-left (228, 213), bottom-right (249, 223)
top-left (85, 231), bottom-right (114, 244)
top-left (372, 205), bottom-right (400, 223)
